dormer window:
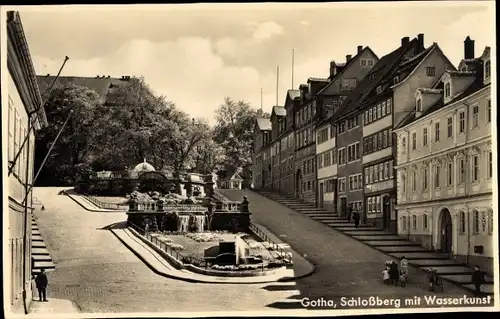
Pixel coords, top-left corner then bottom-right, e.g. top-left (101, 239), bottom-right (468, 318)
top-left (444, 82), bottom-right (451, 98)
top-left (376, 86), bottom-right (382, 94)
top-left (393, 76), bottom-right (400, 85)
top-left (485, 60), bottom-right (491, 79)
top-left (416, 99), bottom-right (422, 112)
top-left (461, 66), bottom-right (467, 72)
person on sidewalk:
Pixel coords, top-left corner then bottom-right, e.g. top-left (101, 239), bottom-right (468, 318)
top-left (352, 211), bottom-right (360, 228)
top-left (35, 268), bottom-right (48, 302)
top-left (389, 261), bottom-right (399, 287)
top-left (400, 256), bottom-right (409, 276)
top-left (382, 266), bottom-right (390, 285)
top-left (471, 265), bottom-right (485, 296)
top-left (41, 205), bottom-right (45, 211)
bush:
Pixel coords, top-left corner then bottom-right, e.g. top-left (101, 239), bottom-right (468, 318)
top-left (181, 256), bottom-right (206, 267)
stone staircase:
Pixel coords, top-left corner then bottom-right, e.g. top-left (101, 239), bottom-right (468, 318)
top-left (255, 189), bottom-right (494, 296)
top-left (31, 215), bottom-right (55, 274)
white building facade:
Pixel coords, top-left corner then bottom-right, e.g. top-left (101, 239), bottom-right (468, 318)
top-left (394, 45), bottom-right (493, 275)
top-left (316, 123), bottom-right (337, 212)
top-left (3, 11), bottom-right (48, 313)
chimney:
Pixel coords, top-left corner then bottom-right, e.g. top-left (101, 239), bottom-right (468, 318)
top-left (329, 61), bottom-right (336, 77)
top-left (401, 37), bottom-right (410, 47)
top-left (46, 74), bottom-right (50, 77)
top-left (417, 33), bottom-right (424, 52)
top-left (346, 54), bottom-right (352, 63)
top-left (357, 45), bottom-right (363, 54)
top-left (464, 36), bottom-right (475, 60)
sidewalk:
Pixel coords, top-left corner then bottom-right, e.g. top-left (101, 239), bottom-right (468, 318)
top-left (63, 191), bottom-right (126, 213)
top-left (111, 226), bottom-right (313, 284)
top-left (28, 298), bottom-right (79, 317)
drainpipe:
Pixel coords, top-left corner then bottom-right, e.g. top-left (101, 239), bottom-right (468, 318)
top-left (406, 208), bottom-right (410, 240)
top-left (21, 118), bottom-right (32, 314)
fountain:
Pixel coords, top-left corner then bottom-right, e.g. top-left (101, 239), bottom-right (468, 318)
top-left (194, 215), bottom-right (206, 232)
top-left (178, 215), bottom-right (190, 232)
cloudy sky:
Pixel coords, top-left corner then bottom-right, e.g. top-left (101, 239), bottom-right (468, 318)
top-left (12, 2), bottom-right (495, 125)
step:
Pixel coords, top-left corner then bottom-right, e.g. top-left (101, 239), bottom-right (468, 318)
top-left (32, 238), bottom-right (44, 242)
top-left (303, 213), bottom-right (339, 218)
top-left (353, 235), bottom-right (406, 241)
top-left (441, 274), bottom-right (494, 285)
top-left (344, 231), bottom-right (388, 236)
top-left (409, 259), bottom-right (465, 267)
top-left (32, 247), bottom-right (50, 255)
top-left (391, 252), bottom-right (450, 259)
top-left (363, 240), bottom-right (420, 247)
top-left (327, 223), bottom-right (373, 228)
top-left (33, 261), bottom-right (56, 270)
top-left (431, 266), bottom-right (475, 275)
top-left (32, 230), bottom-right (42, 235)
top-left (462, 284), bottom-right (494, 295)
top-left (377, 246), bottom-right (431, 253)
top-left (334, 227), bottom-right (382, 232)
top-left (33, 255), bottom-right (53, 262)
top-left (32, 243), bottom-right (47, 249)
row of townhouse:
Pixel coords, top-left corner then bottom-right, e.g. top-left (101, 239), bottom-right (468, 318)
top-left (252, 34), bottom-right (494, 273)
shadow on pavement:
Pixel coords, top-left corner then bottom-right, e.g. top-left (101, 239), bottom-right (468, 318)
top-left (98, 221), bottom-right (128, 231)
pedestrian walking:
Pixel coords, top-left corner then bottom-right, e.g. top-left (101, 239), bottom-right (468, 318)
top-left (35, 268), bottom-right (48, 302)
top-left (352, 211), bottom-right (360, 228)
top-left (41, 205), bottom-right (45, 211)
top-left (389, 261), bottom-right (399, 286)
top-left (471, 265), bottom-right (485, 296)
top-left (400, 256), bottom-right (409, 276)
top-left (382, 266), bottom-right (390, 285)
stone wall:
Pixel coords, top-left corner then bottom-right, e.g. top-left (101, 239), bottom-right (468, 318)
top-left (210, 212), bottom-right (251, 233)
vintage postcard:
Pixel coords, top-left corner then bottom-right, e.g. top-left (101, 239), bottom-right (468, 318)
top-left (1, 1), bottom-right (497, 318)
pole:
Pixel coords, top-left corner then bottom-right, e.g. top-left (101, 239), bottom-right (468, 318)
top-left (276, 65), bottom-right (280, 106)
top-left (8, 56), bottom-right (70, 176)
top-left (21, 117), bottom-right (32, 314)
top-left (260, 88), bottom-right (263, 112)
top-left (22, 110), bottom-right (73, 205)
top-left (292, 49), bottom-right (295, 89)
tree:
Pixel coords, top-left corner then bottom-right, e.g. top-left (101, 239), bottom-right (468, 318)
top-left (213, 97), bottom-right (270, 186)
top-left (34, 84), bottom-right (106, 185)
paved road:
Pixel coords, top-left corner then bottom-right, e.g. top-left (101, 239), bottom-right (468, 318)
top-left (33, 187), bottom-right (301, 314)
top-left (235, 190), bottom-right (478, 309)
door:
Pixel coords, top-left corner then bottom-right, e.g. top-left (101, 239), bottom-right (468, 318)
top-left (333, 179), bottom-right (338, 214)
top-left (440, 209), bottom-right (453, 253)
top-left (318, 183), bottom-right (324, 208)
top-left (340, 197), bottom-right (347, 217)
top-left (383, 196), bottom-right (391, 229)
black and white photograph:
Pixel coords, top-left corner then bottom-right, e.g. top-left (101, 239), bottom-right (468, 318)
top-left (1, 1), bottom-right (497, 317)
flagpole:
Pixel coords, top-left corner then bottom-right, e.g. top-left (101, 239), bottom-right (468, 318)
top-left (276, 65), bottom-right (279, 106)
top-left (292, 49), bottom-right (295, 89)
top-left (260, 88), bottom-right (263, 112)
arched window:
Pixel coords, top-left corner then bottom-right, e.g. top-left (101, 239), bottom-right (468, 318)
top-left (485, 60), bottom-right (491, 79)
top-left (412, 215), bottom-right (417, 230)
top-left (402, 216), bottom-right (407, 230)
top-left (459, 211), bottom-right (466, 233)
top-left (416, 99), bottom-right (422, 112)
top-left (474, 210), bottom-right (480, 233)
top-left (481, 211), bottom-right (487, 232)
top-left (444, 82), bottom-right (451, 98)
top-left (401, 174), bottom-right (406, 193)
top-left (488, 209), bottom-right (493, 234)
top-left (423, 214), bottom-right (428, 229)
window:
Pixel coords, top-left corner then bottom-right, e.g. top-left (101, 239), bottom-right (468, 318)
top-left (434, 122), bottom-right (440, 142)
top-left (460, 211), bottom-right (466, 233)
top-left (416, 99), bottom-right (422, 112)
top-left (488, 151), bottom-right (492, 179)
top-left (447, 117), bottom-right (453, 138)
top-left (422, 167), bottom-right (428, 190)
top-left (376, 86), bottom-right (382, 94)
top-left (377, 104), bottom-right (381, 119)
top-left (447, 161), bottom-right (453, 186)
top-left (412, 133), bottom-right (417, 150)
top-left (434, 165), bottom-right (440, 188)
top-left (459, 112), bottom-right (465, 133)
top-left (487, 100), bottom-right (491, 123)
top-left (426, 67), bottom-right (436, 76)
top-left (472, 105), bottom-right (479, 128)
top-left (488, 210), bottom-right (493, 234)
top-left (338, 148), bottom-right (346, 165)
top-left (8, 97), bottom-right (14, 161)
top-left (361, 59), bottom-right (366, 66)
top-left (338, 121), bottom-right (346, 134)
top-left (485, 60), bottom-right (491, 79)
top-left (412, 215), bottom-right (417, 230)
top-left (458, 158), bottom-right (465, 184)
top-left (423, 128), bottom-right (428, 146)
top-left (423, 214), bottom-right (428, 229)
top-left (412, 170), bottom-right (417, 191)
top-left (401, 174), bottom-right (406, 193)
top-left (318, 154), bottom-right (323, 168)
top-left (387, 98), bottom-right (392, 114)
top-left (324, 152), bottom-right (331, 166)
top-left (402, 216), bottom-right (407, 230)
top-left (472, 155), bottom-right (479, 181)
top-left (332, 149), bottom-right (337, 164)
top-left (481, 212), bottom-right (487, 232)
top-left (330, 125), bottom-right (336, 138)
top-left (339, 178), bottom-right (346, 192)
top-left (402, 137), bottom-right (406, 152)
top-left (368, 59), bottom-right (374, 66)
top-left (444, 82), bottom-right (451, 98)
top-left (474, 210), bottom-right (479, 233)
top-left (382, 101), bottom-right (387, 116)
top-left (368, 108), bottom-right (373, 122)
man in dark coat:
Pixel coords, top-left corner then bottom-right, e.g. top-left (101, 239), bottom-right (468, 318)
top-left (471, 266), bottom-right (485, 296)
top-left (389, 261), bottom-right (399, 286)
top-left (353, 211), bottom-right (360, 228)
top-left (35, 268), bottom-right (48, 302)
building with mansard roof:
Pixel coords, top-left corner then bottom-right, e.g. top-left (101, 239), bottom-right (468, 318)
top-left (394, 37), bottom-right (493, 276)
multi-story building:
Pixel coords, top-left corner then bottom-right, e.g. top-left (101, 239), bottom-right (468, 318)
top-left (270, 106), bottom-right (285, 190)
top-left (294, 79), bottom-right (329, 203)
top-left (4, 11), bottom-right (49, 313)
top-left (252, 118), bottom-right (272, 189)
top-left (394, 40), bottom-right (493, 274)
top-left (315, 46), bottom-right (379, 212)
top-left (334, 34), bottom-right (456, 231)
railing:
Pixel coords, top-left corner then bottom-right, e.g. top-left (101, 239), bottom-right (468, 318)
top-left (127, 221), bottom-right (209, 268)
top-left (249, 223), bottom-right (293, 263)
top-left (84, 195), bottom-right (128, 210)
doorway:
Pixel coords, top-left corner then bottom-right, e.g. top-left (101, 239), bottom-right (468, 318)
top-left (382, 196), bottom-right (391, 230)
top-left (318, 182), bottom-right (324, 208)
top-left (295, 169), bottom-right (302, 199)
top-left (440, 208), bottom-right (453, 253)
top-left (340, 197), bottom-right (347, 217)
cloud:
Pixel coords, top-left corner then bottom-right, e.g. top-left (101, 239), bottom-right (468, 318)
top-left (251, 21), bottom-right (284, 42)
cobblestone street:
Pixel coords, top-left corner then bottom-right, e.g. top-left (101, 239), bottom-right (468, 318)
top-left (32, 187), bottom-right (301, 314)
